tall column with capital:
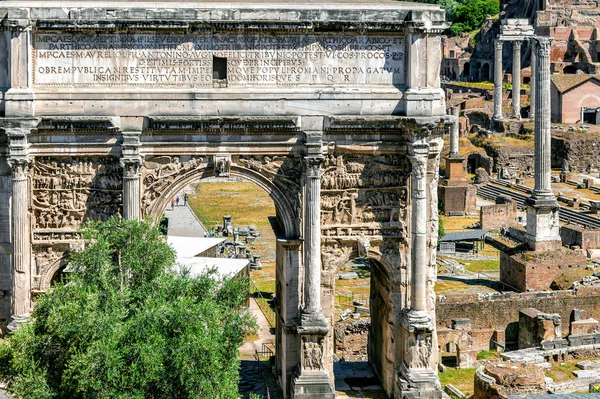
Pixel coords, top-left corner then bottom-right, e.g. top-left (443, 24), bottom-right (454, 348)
top-left (529, 42), bottom-right (536, 119)
top-left (6, 123), bottom-right (34, 322)
top-left (292, 117), bottom-right (334, 399)
top-left (525, 37), bottom-right (561, 251)
top-left (409, 143), bottom-right (430, 316)
top-left (121, 132), bottom-right (142, 220)
top-left (512, 41), bottom-right (522, 119)
top-left (493, 39), bottom-right (504, 121)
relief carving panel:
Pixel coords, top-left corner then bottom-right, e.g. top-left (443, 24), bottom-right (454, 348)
top-left (320, 154), bottom-right (409, 240)
top-left (141, 156), bottom-right (204, 217)
top-left (31, 157), bottom-right (122, 241)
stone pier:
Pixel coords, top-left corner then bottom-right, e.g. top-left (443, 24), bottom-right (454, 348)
top-left (512, 41), bottom-right (522, 119)
top-left (525, 37), bottom-right (561, 252)
top-left (292, 118), bottom-right (335, 399)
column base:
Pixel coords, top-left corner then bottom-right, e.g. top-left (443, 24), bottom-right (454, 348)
top-left (7, 313), bottom-right (30, 334)
top-left (524, 198), bottom-right (561, 252)
top-left (401, 309), bottom-right (433, 333)
top-left (291, 371), bottom-right (335, 399)
top-left (297, 310), bottom-right (329, 335)
top-left (395, 368), bottom-right (442, 399)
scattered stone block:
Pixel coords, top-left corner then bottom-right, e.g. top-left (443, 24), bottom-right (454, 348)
top-left (573, 369), bottom-right (598, 379)
top-left (337, 272), bottom-right (359, 280)
top-left (570, 318), bottom-right (600, 336)
top-left (444, 383), bottom-right (466, 398)
top-left (354, 306), bottom-right (369, 315)
top-left (576, 359), bottom-right (600, 370)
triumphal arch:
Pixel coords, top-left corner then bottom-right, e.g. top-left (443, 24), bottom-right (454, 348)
top-left (0, 1), bottom-right (450, 398)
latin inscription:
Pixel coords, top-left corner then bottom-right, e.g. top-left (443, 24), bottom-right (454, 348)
top-left (33, 33), bottom-right (405, 87)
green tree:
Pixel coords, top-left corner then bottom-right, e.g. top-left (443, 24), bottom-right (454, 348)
top-left (0, 217), bottom-right (255, 399)
top-left (451, 0), bottom-right (499, 35)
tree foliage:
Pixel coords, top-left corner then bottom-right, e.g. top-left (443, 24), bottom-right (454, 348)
top-left (451, 0), bottom-right (500, 36)
top-left (0, 217), bottom-right (254, 399)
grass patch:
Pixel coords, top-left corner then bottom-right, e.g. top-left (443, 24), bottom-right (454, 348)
top-left (476, 349), bottom-right (499, 361)
top-left (440, 215), bottom-right (480, 231)
top-left (463, 259), bottom-right (500, 273)
top-left (546, 360), bottom-right (579, 382)
top-left (439, 368), bottom-right (476, 397)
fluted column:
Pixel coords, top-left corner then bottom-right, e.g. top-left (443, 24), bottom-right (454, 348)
top-left (512, 41), bottom-right (522, 119)
top-left (533, 37), bottom-right (553, 199)
top-left (493, 40), bottom-right (504, 121)
top-left (6, 124), bottom-right (32, 319)
top-left (529, 41), bottom-right (536, 118)
top-left (450, 106), bottom-right (460, 157)
top-left (122, 161), bottom-right (141, 220)
top-left (409, 143), bottom-right (429, 314)
top-left (303, 155), bottom-right (324, 317)
top-left (121, 132), bottom-right (142, 220)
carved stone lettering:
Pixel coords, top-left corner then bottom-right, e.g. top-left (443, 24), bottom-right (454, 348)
top-left (33, 33), bottom-right (405, 87)
top-left (31, 157), bottom-right (123, 235)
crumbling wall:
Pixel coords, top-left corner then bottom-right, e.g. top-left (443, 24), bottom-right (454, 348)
top-left (561, 224), bottom-right (600, 249)
top-left (437, 287), bottom-right (600, 346)
top-left (551, 132), bottom-right (600, 172)
top-left (480, 200), bottom-right (517, 230)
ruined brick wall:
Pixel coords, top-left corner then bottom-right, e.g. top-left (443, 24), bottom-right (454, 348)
top-left (500, 250), bottom-right (587, 292)
top-left (551, 132), bottom-right (600, 172)
top-left (437, 288), bottom-right (600, 346)
top-left (480, 202), bottom-right (517, 230)
top-left (561, 224), bottom-right (600, 249)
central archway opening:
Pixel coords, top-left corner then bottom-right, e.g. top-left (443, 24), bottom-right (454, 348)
top-left (331, 255), bottom-right (393, 398)
top-left (160, 176), bottom-right (285, 399)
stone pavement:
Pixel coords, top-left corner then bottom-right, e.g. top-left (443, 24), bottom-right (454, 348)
top-left (334, 361), bottom-right (383, 394)
top-left (165, 186), bottom-right (208, 237)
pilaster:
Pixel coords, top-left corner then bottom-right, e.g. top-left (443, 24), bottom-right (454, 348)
top-left (5, 9), bottom-right (34, 117)
top-left (511, 41), bottom-right (522, 120)
top-left (493, 39), bottom-right (504, 121)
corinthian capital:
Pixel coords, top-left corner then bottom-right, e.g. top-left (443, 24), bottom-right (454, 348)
top-left (7, 157), bottom-right (30, 179)
top-left (120, 158), bottom-right (141, 179)
top-left (304, 155), bottom-right (324, 179)
top-left (495, 39), bottom-right (503, 51)
top-left (533, 37), bottom-right (552, 58)
top-left (409, 143), bottom-right (429, 180)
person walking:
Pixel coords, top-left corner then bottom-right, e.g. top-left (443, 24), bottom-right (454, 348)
top-left (184, 193), bottom-right (188, 206)
top-left (175, 196), bottom-right (180, 207)
top-left (171, 198), bottom-right (175, 210)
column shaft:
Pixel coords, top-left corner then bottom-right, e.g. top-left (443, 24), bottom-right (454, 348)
top-left (410, 145), bottom-right (429, 313)
top-left (450, 106), bottom-right (460, 156)
top-left (512, 41), bottom-right (522, 119)
top-left (11, 161), bottom-right (31, 316)
top-left (493, 40), bottom-right (504, 120)
top-left (304, 158), bottom-right (322, 314)
top-left (530, 43), bottom-right (536, 119)
top-left (533, 38), bottom-right (553, 198)
top-left (122, 160), bottom-right (141, 220)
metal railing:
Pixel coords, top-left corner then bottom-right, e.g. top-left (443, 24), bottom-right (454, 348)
top-left (336, 292), bottom-right (370, 309)
top-left (250, 281), bottom-right (277, 329)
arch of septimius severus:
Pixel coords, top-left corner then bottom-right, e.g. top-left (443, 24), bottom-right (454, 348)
top-left (0, 2), bottom-right (451, 398)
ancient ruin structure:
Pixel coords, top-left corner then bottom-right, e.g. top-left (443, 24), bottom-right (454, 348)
top-left (0, 2), bottom-right (451, 398)
top-left (492, 19), bottom-right (535, 122)
top-left (439, 106), bottom-right (477, 215)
